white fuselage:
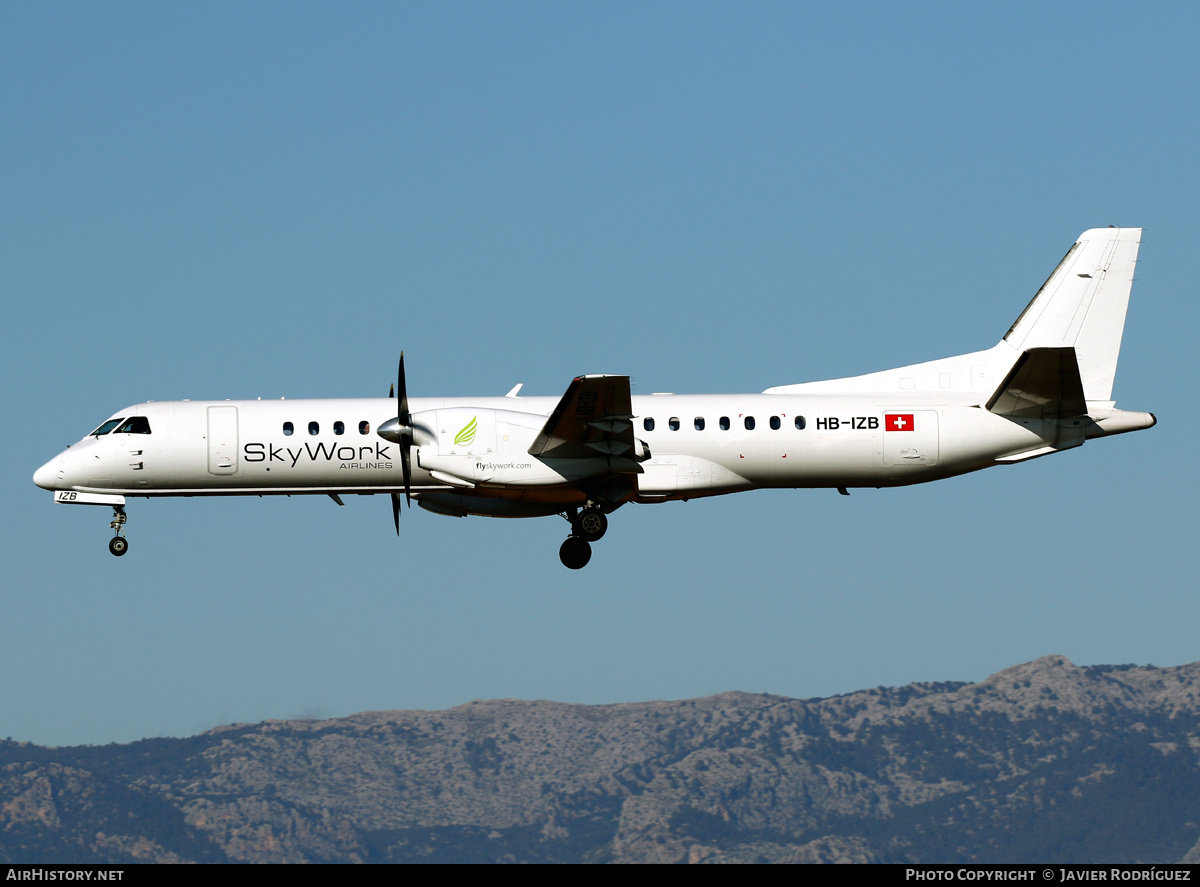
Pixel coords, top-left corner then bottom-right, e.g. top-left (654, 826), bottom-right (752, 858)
top-left (34, 391), bottom-right (1068, 512)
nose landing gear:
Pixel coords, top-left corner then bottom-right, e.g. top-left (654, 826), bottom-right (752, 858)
top-left (108, 505), bottom-right (128, 557)
top-left (558, 505), bottom-right (610, 569)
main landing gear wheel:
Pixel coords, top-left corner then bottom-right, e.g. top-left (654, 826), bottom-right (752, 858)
top-left (559, 536), bottom-right (592, 570)
top-left (574, 507), bottom-right (608, 542)
top-left (108, 536), bottom-right (128, 557)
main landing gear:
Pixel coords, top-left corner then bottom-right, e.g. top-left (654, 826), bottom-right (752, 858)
top-left (108, 505), bottom-right (128, 557)
top-left (559, 536), bottom-right (591, 570)
top-left (559, 505), bottom-right (609, 570)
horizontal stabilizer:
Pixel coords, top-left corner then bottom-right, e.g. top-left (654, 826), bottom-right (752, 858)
top-left (987, 347), bottom-right (1087, 420)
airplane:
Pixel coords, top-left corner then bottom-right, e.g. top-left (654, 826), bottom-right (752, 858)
top-left (34, 227), bottom-right (1156, 569)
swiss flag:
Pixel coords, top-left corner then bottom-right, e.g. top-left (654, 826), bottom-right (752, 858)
top-left (886, 413), bottom-right (914, 432)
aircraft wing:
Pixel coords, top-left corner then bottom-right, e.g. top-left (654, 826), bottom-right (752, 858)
top-left (528, 374), bottom-right (639, 462)
top-left (986, 347), bottom-right (1088, 420)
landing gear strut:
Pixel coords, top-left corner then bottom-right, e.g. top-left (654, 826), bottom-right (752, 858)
top-left (558, 505), bottom-right (609, 569)
top-left (108, 505), bottom-right (128, 557)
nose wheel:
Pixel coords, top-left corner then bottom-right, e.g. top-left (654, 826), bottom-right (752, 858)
top-left (108, 505), bottom-right (128, 557)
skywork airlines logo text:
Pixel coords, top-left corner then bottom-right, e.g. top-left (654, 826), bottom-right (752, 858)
top-left (243, 442), bottom-right (393, 468)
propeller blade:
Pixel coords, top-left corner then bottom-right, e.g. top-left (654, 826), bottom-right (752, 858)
top-left (397, 352), bottom-right (410, 426)
top-left (391, 492), bottom-right (401, 535)
top-left (397, 353), bottom-right (412, 508)
top-left (401, 445), bottom-right (412, 507)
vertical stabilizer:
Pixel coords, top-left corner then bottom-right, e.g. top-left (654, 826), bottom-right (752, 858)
top-left (1003, 227), bottom-right (1141, 405)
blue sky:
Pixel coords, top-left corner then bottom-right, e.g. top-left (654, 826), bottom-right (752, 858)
top-left (3, 2), bottom-right (1196, 746)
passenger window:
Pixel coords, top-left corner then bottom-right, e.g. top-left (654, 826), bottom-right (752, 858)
top-left (719, 416), bottom-right (730, 431)
top-left (795, 416), bottom-right (806, 430)
top-left (334, 421), bottom-right (345, 435)
top-left (91, 418), bottom-right (124, 436)
top-left (694, 417), bottom-right (705, 431)
top-left (770, 416), bottom-right (781, 430)
top-left (359, 421), bottom-right (370, 435)
top-left (116, 416), bottom-right (152, 434)
top-left (644, 417), bottom-right (655, 432)
top-left (309, 421), bottom-right (319, 435)
top-left (283, 422), bottom-right (294, 436)
top-left (669, 417), bottom-right (680, 431)
top-left (744, 416), bottom-right (756, 430)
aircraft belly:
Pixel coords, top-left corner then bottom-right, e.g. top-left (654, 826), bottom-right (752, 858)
top-left (795, 435), bottom-right (879, 486)
top-left (416, 490), bottom-right (579, 518)
top-left (701, 430), bottom-right (879, 488)
top-left (638, 453), bottom-right (749, 496)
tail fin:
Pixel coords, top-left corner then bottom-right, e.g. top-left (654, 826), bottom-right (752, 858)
top-left (761, 227), bottom-right (1143, 406)
top-left (1003, 227), bottom-right (1141, 406)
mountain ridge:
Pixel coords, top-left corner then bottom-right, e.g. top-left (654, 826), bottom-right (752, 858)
top-left (3, 655), bottom-right (1199, 863)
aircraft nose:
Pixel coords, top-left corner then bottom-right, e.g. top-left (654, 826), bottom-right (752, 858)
top-left (33, 458), bottom-right (60, 490)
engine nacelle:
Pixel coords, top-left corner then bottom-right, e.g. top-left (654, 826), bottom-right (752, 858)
top-left (416, 407), bottom-right (612, 488)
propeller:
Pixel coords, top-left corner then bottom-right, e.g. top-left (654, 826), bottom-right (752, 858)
top-left (399, 354), bottom-right (414, 503)
top-left (380, 353), bottom-right (414, 535)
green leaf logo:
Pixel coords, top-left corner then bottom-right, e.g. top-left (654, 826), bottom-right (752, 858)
top-left (454, 416), bottom-right (478, 447)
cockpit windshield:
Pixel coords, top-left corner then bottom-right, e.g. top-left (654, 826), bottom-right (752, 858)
top-left (90, 418), bottom-right (125, 436)
top-left (116, 417), bottom-right (151, 434)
